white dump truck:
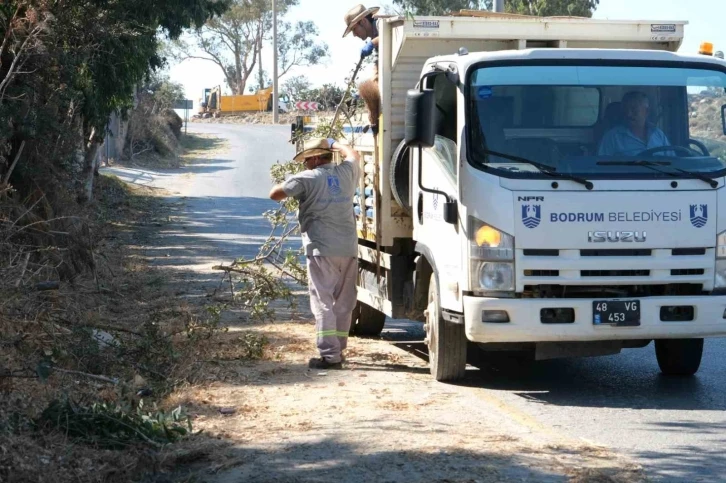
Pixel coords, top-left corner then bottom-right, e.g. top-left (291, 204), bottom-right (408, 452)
top-left (313, 11), bottom-right (726, 381)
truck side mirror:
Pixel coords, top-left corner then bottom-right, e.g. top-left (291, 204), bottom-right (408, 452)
top-left (443, 200), bottom-right (458, 224)
top-left (722, 105), bottom-right (726, 135)
top-left (405, 89), bottom-right (436, 148)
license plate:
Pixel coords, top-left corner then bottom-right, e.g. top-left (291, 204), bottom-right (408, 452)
top-left (593, 300), bottom-right (641, 326)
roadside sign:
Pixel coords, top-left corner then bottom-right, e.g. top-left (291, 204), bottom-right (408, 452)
top-left (295, 101), bottom-right (320, 111)
top-left (173, 99), bottom-right (194, 134)
top-left (173, 99), bottom-right (194, 110)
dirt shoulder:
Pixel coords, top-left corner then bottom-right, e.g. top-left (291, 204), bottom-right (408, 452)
top-left (162, 319), bottom-right (646, 483)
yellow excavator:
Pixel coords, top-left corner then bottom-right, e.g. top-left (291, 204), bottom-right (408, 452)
top-left (197, 86), bottom-right (289, 117)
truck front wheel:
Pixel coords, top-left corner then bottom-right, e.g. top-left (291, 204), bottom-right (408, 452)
top-left (350, 302), bottom-right (386, 337)
top-left (655, 338), bottom-right (703, 376)
top-left (426, 273), bottom-right (467, 382)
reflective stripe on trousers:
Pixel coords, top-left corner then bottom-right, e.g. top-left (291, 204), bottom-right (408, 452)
top-left (307, 256), bottom-right (358, 363)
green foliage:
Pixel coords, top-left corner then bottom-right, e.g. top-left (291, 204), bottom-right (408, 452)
top-left (144, 74), bottom-right (186, 113)
top-left (392, 0), bottom-right (599, 16)
top-left (38, 398), bottom-right (192, 449)
top-left (236, 332), bottom-right (269, 360)
top-left (290, 83), bottom-right (347, 109)
top-left (0, 0), bottom-right (230, 201)
top-left (505, 0), bottom-right (599, 16)
top-left (282, 75), bottom-right (312, 101)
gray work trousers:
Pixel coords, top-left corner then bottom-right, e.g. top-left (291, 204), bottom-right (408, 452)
top-left (307, 256), bottom-right (358, 363)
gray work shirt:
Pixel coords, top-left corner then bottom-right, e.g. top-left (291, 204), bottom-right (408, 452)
top-left (282, 159), bottom-right (360, 257)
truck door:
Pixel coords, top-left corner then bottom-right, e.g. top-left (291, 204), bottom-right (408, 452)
top-left (413, 73), bottom-right (462, 311)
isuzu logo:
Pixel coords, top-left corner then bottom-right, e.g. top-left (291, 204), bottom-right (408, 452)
top-left (588, 231), bottom-right (647, 243)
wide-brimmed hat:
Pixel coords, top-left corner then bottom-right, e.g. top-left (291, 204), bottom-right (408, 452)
top-left (343, 4), bottom-right (380, 38)
top-left (293, 138), bottom-right (334, 162)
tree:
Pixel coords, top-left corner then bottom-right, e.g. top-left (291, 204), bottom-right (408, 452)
top-left (282, 75), bottom-right (311, 102)
top-left (176, 0), bottom-right (328, 95)
top-left (277, 21), bottom-right (328, 78)
top-left (0, 0), bottom-right (230, 202)
top-left (392, 0), bottom-right (599, 16)
top-left (392, 0), bottom-right (483, 14)
top-left (505, 0), bottom-right (599, 16)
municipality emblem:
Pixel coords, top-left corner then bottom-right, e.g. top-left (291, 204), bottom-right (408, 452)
top-left (327, 175), bottom-right (341, 196)
top-left (522, 205), bottom-right (541, 229)
top-left (689, 204), bottom-right (708, 228)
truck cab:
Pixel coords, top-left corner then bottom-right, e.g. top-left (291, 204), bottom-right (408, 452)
top-left (406, 47), bottom-right (726, 380)
top-left (335, 12), bottom-right (726, 382)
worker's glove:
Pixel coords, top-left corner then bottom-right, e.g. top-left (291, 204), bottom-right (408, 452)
top-left (360, 39), bottom-right (375, 58)
top-left (326, 138), bottom-right (336, 149)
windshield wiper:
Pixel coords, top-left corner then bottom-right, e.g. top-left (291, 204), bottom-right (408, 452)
top-left (484, 149), bottom-right (594, 190)
top-left (598, 160), bottom-right (719, 188)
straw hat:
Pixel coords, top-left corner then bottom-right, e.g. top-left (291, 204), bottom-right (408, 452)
top-left (343, 4), bottom-right (380, 38)
top-left (293, 138), bottom-right (334, 162)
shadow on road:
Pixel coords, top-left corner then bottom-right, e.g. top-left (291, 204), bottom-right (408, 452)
top-left (633, 427), bottom-right (726, 482)
top-left (378, 320), bottom-right (726, 413)
top-left (163, 435), bottom-right (629, 483)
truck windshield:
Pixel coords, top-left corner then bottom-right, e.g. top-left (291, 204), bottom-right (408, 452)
top-left (467, 63), bottom-right (726, 179)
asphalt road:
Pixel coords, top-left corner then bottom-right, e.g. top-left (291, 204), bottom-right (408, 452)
top-left (106, 123), bottom-right (726, 482)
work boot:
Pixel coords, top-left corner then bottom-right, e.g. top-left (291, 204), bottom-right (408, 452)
top-left (308, 357), bottom-right (343, 370)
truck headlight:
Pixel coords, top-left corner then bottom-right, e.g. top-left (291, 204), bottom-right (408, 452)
top-left (476, 262), bottom-right (514, 291)
top-left (716, 231), bottom-right (726, 288)
top-left (469, 218), bottom-right (514, 293)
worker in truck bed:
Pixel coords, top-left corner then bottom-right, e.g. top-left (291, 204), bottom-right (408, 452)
top-left (343, 4), bottom-right (379, 83)
top-left (269, 138), bottom-right (361, 370)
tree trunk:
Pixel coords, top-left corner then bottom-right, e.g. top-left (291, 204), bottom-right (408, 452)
top-left (258, 43), bottom-right (264, 90)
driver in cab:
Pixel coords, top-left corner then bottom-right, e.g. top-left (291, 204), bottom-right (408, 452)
top-left (597, 91), bottom-right (673, 156)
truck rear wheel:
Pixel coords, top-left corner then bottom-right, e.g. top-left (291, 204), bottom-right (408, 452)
top-left (655, 338), bottom-right (703, 376)
top-left (426, 273), bottom-right (467, 382)
top-left (350, 302), bottom-right (386, 337)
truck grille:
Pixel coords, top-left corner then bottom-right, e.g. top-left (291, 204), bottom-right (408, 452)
top-left (582, 269), bottom-right (650, 277)
top-left (671, 269), bottom-right (706, 276)
top-left (580, 249), bottom-right (651, 257)
top-left (516, 248), bottom-right (715, 292)
top-left (524, 270), bottom-right (560, 277)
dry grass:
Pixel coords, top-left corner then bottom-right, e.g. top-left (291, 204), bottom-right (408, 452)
top-left (358, 79), bottom-right (380, 125)
top-left (0, 175), bottom-right (231, 483)
top-left (113, 133), bottom-right (229, 170)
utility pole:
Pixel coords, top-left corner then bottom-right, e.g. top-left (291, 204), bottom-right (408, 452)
top-left (272, 0), bottom-right (279, 123)
top-left (494, 0), bottom-right (504, 12)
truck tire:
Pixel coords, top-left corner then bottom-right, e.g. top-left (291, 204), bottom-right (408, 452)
top-left (350, 302), bottom-right (386, 337)
top-left (426, 273), bottom-right (467, 382)
top-left (389, 140), bottom-right (411, 215)
top-left (655, 338), bottom-right (703, 376)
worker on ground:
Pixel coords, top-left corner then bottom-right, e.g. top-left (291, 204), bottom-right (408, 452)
top-left (343, 4), bottom-right (380, 83)
top-left (269, 138), bottom-right (361, 370)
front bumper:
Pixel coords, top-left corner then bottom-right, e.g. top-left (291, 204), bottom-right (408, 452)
top-left (464, 295), bottom-right (726, 343)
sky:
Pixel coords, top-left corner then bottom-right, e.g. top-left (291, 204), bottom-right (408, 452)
top-left (167, 0), bottom-right (726, 107)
